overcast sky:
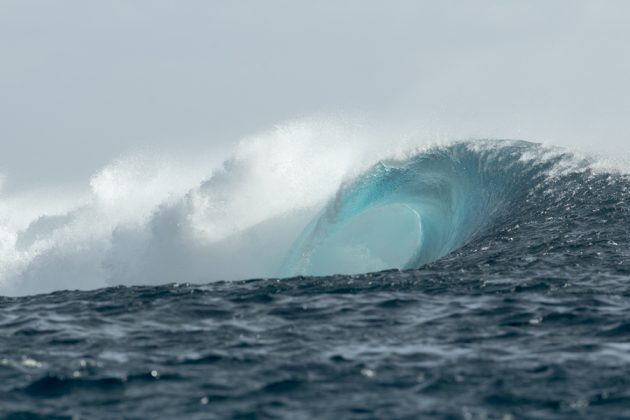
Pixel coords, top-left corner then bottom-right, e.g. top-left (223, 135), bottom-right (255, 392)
top-left (2, 1), bottom-right (630, 191)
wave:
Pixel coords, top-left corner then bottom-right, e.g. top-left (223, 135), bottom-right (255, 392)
top-left (0, 122), bottom-right (620, 296)
top-left (281, 140), bottom-right (584, 276)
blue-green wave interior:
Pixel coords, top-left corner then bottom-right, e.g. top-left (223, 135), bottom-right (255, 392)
top-left (281, 140), bottom-right (566, 277)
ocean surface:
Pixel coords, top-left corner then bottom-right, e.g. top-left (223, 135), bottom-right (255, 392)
top-left (2, 141), bottom-right (630, 418)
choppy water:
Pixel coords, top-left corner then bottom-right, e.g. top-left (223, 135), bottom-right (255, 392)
top-left (2, 141), bottom-right (630, 418)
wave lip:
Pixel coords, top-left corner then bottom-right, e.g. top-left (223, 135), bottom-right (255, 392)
top-left (281, 140), bottom-right (570, 277)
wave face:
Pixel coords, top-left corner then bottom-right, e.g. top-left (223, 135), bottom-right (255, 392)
top-left (282, 140), bottom-right (580, 276)
top-left (0, 130), bottom-right (627, 296)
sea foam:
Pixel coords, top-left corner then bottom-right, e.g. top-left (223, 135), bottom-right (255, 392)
top-left (0, 118), bottom-right (599, 296)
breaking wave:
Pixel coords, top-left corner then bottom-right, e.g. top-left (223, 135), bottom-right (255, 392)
top-left (282, 141), bottom-right (573, 276)
top-left (0, 120), bottom-right (616, 296)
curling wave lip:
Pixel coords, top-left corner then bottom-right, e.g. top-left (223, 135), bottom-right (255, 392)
top-left (281, 140), bottom-right (575, 277)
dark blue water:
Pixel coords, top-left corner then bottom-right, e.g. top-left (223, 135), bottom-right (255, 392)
top-left (2, 142), bottom-right (630, 419)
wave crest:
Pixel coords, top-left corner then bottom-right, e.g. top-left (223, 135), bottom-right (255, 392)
top-left (282, 141), bottom-right (579, 276)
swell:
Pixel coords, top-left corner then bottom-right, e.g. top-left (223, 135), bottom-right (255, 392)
top-left (1, 136), bottom-right (628, 296)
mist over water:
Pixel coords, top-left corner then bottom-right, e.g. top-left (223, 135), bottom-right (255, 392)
top-left (0, 119), bottom-right (409, 295)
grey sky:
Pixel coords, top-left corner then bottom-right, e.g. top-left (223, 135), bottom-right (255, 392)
top-left (1, 1), bottom-right (630, 191)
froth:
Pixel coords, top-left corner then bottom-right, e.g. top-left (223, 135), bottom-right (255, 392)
top-left (0, 118), bottom-right (388, 295)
